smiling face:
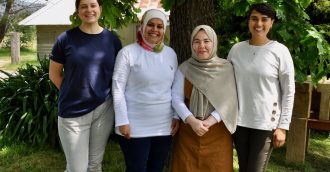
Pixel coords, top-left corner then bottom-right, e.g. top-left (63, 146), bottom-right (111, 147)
top-left (77, 0), bottom-right (102, 25)
top-left (248, 9), bottom-right (274, 41)
top-left (142, 18), bottom-right (164, 44)
top-left (192, 30), bottom-right (213, 60)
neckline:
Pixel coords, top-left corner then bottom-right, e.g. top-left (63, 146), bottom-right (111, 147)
top-left (247, 40), bottom-right (274, 47)
top-left (78, 26), bottom-right (104, 36)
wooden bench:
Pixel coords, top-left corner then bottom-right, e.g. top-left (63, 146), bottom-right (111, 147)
top-left (308, 79), bottom-right (330, 131)
top-left (286, 79), bottom-right (330, 163)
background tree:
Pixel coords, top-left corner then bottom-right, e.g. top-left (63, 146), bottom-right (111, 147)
top-left (0, 0), bottom-right (45, 46)
top-left (1, 10), bottom-right (36, 48)
top-left (306, 0), bottom-right (330, 44)
top-left (0, 0), bottom-right (14, 44)
top-left (162, 0), bottom-right (216, 64)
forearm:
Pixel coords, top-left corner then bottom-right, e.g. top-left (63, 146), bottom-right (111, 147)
top-left (50, 75), bottom-right (62, 89)
top-left (49, 60), bottom-right (64, 90)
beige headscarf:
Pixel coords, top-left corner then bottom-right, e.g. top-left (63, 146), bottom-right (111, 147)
top-left (179, 25), bottom-right (238, 133)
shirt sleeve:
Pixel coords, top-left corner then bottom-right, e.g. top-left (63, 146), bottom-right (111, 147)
top-left (226, 45), bottom-right (235, 62)
top-left (278, 46), bottom-right (295, 130)
top-left (112, 49), bottom-right (130, 127)
top-left (171, 69), bottom-right (193, 122)
top-left (50, 34), bottom-right (66, 64)
top-left (210, 110), bottom-right (222, 122)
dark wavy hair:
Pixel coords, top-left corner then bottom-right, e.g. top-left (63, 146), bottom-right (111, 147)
top-left (247, 3), bottom-right (276, 20)
top-left (75, 0), bottom-right (102, 10)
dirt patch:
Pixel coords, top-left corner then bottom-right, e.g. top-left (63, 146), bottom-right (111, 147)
top-left (0, 59), bottom-right (10, 68)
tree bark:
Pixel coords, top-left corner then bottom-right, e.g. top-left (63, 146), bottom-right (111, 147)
top-left (10, 32), bottom-right (20, 64)
top-left (0, 0), bottom-right (14, 44)
top-left (170, 0), bottom-right (215, 64)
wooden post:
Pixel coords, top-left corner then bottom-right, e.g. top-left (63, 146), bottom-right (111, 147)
top-left (316, 79), bottom-right (330, 120)
top-left (286, 82), bottom-right (313, 163)
top-left (10, 32), bottom-right (20, 64)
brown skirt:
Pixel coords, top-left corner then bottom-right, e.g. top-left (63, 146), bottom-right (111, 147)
top-left (171, 121), bottom-right (233, 172)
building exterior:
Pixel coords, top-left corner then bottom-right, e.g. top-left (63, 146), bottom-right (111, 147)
top-left (19, 0), bottom-right (169, 58)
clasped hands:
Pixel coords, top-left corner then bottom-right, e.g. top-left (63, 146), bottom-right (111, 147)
top-left (186, 115), bottom-right (218, 136)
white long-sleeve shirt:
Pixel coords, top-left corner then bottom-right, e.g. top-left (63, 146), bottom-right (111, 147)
top-left (227, 40), bottom-right (295, 130)
top-left (112, 43), bottom-right (178, 137)
top-left (171, 69), bottom-right (221, 122)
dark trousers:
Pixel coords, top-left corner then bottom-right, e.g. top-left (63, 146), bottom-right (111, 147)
top-left (119, 135), bottom-right (172, 172)
top-left (232, 126), bottom-right (273, 172)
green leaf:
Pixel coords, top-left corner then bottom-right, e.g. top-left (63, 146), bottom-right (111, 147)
top-left (161, 0), bottom-right (175, 11)
top-left (317, 40), bottom-right (325, 55)
top-left (235, 1), bottom-right (250, 17)
top-left (11, 112), bottom-right (27, 139)
top-left (298, 0), bottom-right (313, 9)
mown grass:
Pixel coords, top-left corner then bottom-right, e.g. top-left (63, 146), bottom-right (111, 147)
top-left (0, 130), bottom-right (329, 172)
top-left (0, 47), bottom-right (39, 71)
top-left (267, 130), bottom-right (330, 172)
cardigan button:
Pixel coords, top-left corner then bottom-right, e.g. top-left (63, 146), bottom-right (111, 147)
top-left (272, 110), bottom-right (276, 114)
top-left (271, 117), bottom-right (275, 121)
top-left (273, 102), bottom-right (277, 106)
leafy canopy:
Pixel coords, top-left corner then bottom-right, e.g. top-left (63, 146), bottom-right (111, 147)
top-left (162, 0), bottom-right (330, 84)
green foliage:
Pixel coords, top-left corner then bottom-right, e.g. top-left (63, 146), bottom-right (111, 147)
top-left (0, 11), bottom-right (36, 48)
top-left (161, 0), bottom-right (186, 11)
top-left (0, 57), bottom-right (59, 147)
top-left (306, 0), bottom-right (330, 44)
top-left (216, 0), bottom-right (330, 84)
top-left (306, 0), bottom-right (330, 24)
top-left (70, 0), bottom-right (140, 29)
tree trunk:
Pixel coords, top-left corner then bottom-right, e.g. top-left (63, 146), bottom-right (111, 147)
top-left (0, 0), bottom-right (14, 44)
top-left (170, 0), bottom-right (215, 64)
top-left (10, 32), bottom-right (20, 64)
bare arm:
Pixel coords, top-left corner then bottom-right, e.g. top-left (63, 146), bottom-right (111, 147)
top-left (49, 59), bottom-right (63, 90)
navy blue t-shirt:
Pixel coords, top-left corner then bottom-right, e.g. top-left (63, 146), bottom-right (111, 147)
top-left (50, 27), bottom-right (122, 118)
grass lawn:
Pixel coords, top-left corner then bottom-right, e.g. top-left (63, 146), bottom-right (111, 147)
top-left (0, 47), bottom-right (39, 72)
top-left (0, 130), bottom-right (329, 172)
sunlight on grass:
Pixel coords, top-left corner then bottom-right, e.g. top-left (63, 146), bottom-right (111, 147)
top-left (0, 147), bottom-right (9, 155)
top-left (0, 143), bottom-right (65, 172)
top-left (0, 131), bottom-right (329, 172)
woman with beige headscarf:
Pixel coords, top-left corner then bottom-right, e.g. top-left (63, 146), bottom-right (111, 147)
top-left (171, 25), bottom-right (238, 172)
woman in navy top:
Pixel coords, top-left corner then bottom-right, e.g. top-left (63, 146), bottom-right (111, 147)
top-left (49, 0), bottom-right (121, 171)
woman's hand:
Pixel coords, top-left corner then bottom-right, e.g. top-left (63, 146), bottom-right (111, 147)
top-left (273, 128), bottom-right (286, 148)
top-left (171, 119), bottom-right (180, 136)
top-left (119, 124), bottom-right (131, 139)
top-left (186, 115), bottom-right (208, 136)
top-left (203, 115), bottom-right (218, 128)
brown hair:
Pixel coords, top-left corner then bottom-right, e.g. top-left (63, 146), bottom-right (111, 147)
top-left (248, 3), bottom-right (276, 20)
top-left (75, 0), bottom-right (102, 10)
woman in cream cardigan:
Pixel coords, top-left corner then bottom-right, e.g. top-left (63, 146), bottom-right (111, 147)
top-left (171, 25), bottom-right (238, 172)
top-left (227, 3), bottom-right (295, 172)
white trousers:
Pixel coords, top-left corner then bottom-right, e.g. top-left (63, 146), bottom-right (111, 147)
top-left (58, 100), bottom-right (114, 172)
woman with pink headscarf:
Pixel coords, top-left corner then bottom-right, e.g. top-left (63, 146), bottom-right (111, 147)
top-left (112, 9), bottom-right (179, 172)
